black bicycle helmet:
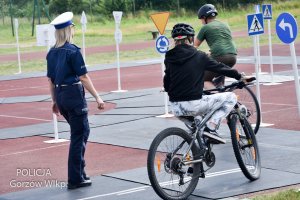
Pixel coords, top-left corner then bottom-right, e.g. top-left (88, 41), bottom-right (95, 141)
top-left (171, 23), bottom-right (195, 39)
top-left (197, 4), bottom-right (218, 19)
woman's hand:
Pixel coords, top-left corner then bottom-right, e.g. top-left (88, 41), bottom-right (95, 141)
top-left (52, 102), bottom-right (60, 116)
top-left (96, 97), bottom-right (105, 110)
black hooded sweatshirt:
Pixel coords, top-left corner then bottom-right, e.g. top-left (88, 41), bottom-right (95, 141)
top-left (164, 44), bottom-right (242, 102)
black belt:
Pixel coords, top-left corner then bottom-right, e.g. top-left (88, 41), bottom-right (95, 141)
top-left (55, 82), bottom-right (82, 88)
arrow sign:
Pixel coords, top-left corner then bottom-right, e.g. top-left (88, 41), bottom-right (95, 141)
top-left (276, 12), bottom-right (298, 44)
top-left (279, 18), bottom-right (293, 38)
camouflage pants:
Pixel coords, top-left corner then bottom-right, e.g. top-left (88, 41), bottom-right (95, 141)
top-left (170, 92), bottom-right (237, 126)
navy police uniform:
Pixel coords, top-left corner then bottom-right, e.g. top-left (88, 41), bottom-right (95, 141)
top-left (47, 12), bottom-right (90, 186)
top-left (47, 43), bottom-right (90, 185)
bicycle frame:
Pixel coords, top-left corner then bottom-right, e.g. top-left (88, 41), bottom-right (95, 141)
top-left (178, 108), bottom-right (219, 166)
top-left (178, 80), bottom-right (255, 166)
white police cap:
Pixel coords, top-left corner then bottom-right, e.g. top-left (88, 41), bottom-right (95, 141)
top-left (50, 12), bottom-right (74, 29)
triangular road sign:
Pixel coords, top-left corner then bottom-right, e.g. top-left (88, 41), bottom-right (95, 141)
top-left (249, 15), bottom-right (263, 34)
top-left (263, 6), bottom-right (271, 18)
top-left (150, 12), bottom-right (170, 35)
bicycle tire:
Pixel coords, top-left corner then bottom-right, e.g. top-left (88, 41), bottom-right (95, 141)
top-left (229, 114), bottom-right (261, 181)
top-left (147, 127), bottom-right (201, 200)
top-left (234, 85), bottom-right (261, 134)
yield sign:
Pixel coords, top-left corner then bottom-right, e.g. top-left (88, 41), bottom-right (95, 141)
top-left (150, 12), bottom-right (170, 35)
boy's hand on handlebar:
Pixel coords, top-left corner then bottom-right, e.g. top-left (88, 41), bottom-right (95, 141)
top-left (240, 73), bottom-right (256, 83)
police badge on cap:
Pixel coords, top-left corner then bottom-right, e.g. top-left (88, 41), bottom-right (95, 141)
top-left (50, 12), bottom-right (74, 29)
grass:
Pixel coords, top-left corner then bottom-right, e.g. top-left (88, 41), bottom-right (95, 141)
top-left (251, 189), bottom-right (300, 200)
top-left (0, 0), bottom-right (300, 75)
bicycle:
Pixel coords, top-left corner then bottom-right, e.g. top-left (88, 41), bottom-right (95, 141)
top-left (147, 78), bottom-right (261, 200)
top-left (212, 75), bottom-right (261, 134)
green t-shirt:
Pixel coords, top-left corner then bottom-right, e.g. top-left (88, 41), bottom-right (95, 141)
top-left (197, 20), bottom-right (237, 57)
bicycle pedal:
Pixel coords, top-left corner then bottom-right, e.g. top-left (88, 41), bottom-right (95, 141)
top-left (199, 172), bottom-right (205, 178)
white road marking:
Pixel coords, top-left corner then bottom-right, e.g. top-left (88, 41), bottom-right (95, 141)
top-left (0, 143), bottom-right (69, 157)
top-left (117, 188), bottom-right (146, 195)
top-left (76, 168), bottom-right (242, 199)
top-left (77, 186), bottom-right (149, 200)
top-left (0, 114), bottom-right (51, 122)
top-left (0, 86), bottom-right (46, 92)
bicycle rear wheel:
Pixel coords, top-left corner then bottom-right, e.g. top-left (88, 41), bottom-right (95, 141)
top-left (234, 85), bottom-right (261, 134)
top-left (147, 127), bottom-right (201, 200)
top-left (229, 114), bottom-right (261, 181)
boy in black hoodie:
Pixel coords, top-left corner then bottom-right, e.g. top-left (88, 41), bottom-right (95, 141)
top-left (164, 23), bottom-right (252, 143)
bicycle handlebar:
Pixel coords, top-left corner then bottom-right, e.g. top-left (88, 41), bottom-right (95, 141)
top-left (203, 77), bottom-right (256, 95)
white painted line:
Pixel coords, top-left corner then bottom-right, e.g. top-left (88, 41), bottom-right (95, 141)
top-left (77, 186), bottom-right (149, 200)
top-left (117, 188), bottom-right (146, 195)
top-left (0, 86), bottom-right (46, 92)
top-left (261, 106), bottom-right (298, 114)
top-left (77, 168), bottom-right (242, 200)
top-left (0, 114), bottom-right (51, 122)
top-left (0, 143), bottom-right (69, 157)
top-left (135, 59), bottom-right (160, 64)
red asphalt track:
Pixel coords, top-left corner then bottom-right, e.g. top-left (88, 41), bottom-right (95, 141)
top-left (0, 40), bottom-right (300, 195)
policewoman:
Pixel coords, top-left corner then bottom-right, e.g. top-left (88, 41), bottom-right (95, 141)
top-left (47, 12), bottom-right (105, 189)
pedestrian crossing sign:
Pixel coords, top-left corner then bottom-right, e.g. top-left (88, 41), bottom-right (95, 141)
top-left (247, 13), bottom-right (264, 36)
top-left (262, 4), bottom-right (272, 19)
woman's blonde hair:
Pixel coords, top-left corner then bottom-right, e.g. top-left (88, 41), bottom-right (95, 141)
top-left (54, 25), bottom-right (74, 48)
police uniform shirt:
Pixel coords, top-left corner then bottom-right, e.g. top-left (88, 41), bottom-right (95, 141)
top-left (47, 42), bottom-right (87, 86)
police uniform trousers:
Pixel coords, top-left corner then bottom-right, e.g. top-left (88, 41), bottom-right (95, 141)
top-left (55, 84), bottom-right (90, 184)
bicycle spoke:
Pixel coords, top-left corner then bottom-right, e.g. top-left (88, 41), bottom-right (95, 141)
top-left (148, 128), bottom-right (201, 199)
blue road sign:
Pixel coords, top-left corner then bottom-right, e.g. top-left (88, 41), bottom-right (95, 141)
top-left (262, 4), bottom-right (272, 19)
top-left (156, 35), bottom-right (169, 54)
top-left (247, 13), bottom-right (264, 36)
top-left (276, 12), bottom-right (298, 44)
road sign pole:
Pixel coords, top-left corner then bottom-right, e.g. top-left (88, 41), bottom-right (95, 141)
top-left (254, 5), bottom-right (263, 74)
top-left (162, 53), bottom-right (169, 115)
top-left (14, 18), bottom-right (22, 74)
top-left (81, 11), bottom-right (87, 62)
top-left (116, 24), bottom-right (121, 91)
top-left (253, 35), bottom-right (262, 110)
top-left (264, 19), bottom-right (280, 86)
top-left (289, 42), bottom-right (300, 115)
top-left (111, 11), bottom-right (127, 93)
top-left (268, 20), bottom-right (274, 83)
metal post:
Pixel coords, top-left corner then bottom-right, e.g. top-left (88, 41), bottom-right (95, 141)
top-left (253, 36), bottom-right (261, 107)
top-left (116, 23), bottom-right (121, 91)
top-left (14, 18), bottom-right (21, 74)
top-left (290, 42), bottom-right (300, 115)
top-left (268, 20), bottom-right (274, 83)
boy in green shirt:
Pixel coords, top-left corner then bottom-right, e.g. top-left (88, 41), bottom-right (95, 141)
top-left (194, 4), bottom-right (237, 89)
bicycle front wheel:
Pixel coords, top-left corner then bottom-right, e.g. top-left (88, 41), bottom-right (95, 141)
top-left (147, 127), bottom-right (201, 200)
top-left (229, 114), bottom-right (261, 181)
top-left (234, 85), bottom-right (261, 134)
